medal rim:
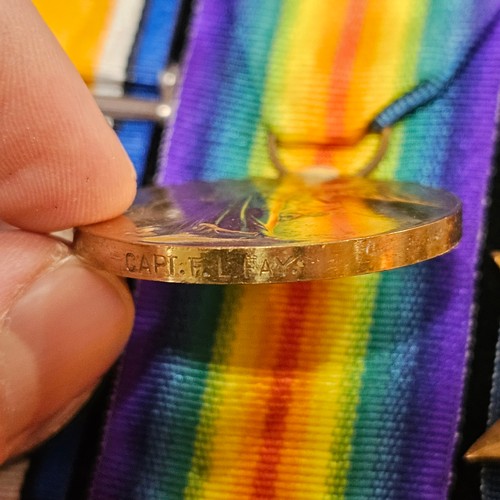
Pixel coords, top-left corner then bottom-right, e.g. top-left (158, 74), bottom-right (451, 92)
top-left (74, 177), bottom-right (462, 284)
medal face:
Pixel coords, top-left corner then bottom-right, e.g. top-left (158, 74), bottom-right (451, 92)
top-left (74, 177), bottom-right (461, 284)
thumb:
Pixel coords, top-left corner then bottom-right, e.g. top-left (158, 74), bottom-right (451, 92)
top-left (0, 229), bottom-right (134, 463)
top-left (0, 0), bottom-right (137, 464)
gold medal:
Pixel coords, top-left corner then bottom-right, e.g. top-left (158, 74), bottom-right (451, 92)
top-left (74, 175), bottom-right (461, 284)
top-left (82, 90), bottom-right (462, 285)
top-left (463, 251), bottom-right (500, 463)
top-left (465, 418), bottom-right (500, 462)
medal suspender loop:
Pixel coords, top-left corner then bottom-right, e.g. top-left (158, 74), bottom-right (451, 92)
top-left (267, 127), bottom-right (391, 178)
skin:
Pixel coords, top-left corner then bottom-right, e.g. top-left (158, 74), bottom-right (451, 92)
top-left (0, 0), bottom-right (137, 463)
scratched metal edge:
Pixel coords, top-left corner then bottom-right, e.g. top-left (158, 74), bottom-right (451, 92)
top-left (73, 207), bottom-right (461, 284)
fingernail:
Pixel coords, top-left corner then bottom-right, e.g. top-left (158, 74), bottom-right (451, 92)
top-left (1, 257), bottom-right (134, 449)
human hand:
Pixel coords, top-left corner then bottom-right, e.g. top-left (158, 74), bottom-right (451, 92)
top-left (0, 0), bottom-right (136, 463)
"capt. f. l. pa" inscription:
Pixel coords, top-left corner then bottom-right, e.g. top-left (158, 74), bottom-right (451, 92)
top-left (123, 251), bottom-right (306, 283)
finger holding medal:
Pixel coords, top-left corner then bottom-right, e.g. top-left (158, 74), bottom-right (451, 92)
top-left (0, 0), bottom-right (136, 464)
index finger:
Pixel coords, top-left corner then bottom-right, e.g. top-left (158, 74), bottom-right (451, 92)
top-left (0, 0), bottom-right (137, 232)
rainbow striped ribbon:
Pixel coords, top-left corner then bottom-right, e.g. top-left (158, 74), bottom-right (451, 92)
top-left (34, 0), bottom-right (179, 183)
top-left (34, 0), bottom-right (144, 92)
top-left (90, 1), bottom-right (500, 499)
